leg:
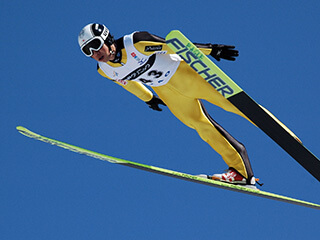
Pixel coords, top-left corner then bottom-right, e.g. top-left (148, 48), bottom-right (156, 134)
top-left (167, 62), bottom-right (254, 123)
top-left (199, 101), bottom-right (254, 180)
top-left (152, 84), bottom-right (254, 179)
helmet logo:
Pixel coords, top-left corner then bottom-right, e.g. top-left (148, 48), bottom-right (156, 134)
top-left (79, 29), bottom-right (85, 40)
top-left (94, 24), bottom-right (101, 31)
top-left (102, 28), bottom-right (109, 37)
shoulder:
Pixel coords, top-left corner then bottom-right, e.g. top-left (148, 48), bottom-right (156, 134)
top-left (97, 64), bottom-right (109, 78)
top-left (132, 31), bottom-right (165, 44)
top-left (115, 36), bottom-right (124, 50)
top-left (114, 31), bottom-right (165, 48)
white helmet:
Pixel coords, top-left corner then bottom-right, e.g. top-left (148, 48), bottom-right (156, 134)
top-left (78, 23), bottom-right (114, 57)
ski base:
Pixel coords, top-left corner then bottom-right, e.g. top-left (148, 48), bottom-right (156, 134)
top-left (17, 126), bottom-right (320, 210)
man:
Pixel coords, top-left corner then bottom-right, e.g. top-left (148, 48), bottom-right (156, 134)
top-left (78, 23), bottom-right (258, 188)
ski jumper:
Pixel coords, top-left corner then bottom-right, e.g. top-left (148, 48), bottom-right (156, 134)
top-left (97, 32), bottom-right (254, 179)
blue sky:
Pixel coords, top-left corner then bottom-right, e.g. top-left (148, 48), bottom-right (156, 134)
top-left (2, 0), bottom-right (320, 239)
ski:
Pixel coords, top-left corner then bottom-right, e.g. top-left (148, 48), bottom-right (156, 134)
top-left (17, 126), bottom-right (320, 210)
top-left (165, 30), bottom-right (320, 182)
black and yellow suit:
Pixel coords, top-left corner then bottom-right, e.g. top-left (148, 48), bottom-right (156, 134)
top-left (98, 32), bottom-right (254, 180)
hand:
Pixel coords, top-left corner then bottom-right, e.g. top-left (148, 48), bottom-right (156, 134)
top-left (146, 96), bottom-right (166, 111)
top-left (210, 44), bottom-right (239, 61)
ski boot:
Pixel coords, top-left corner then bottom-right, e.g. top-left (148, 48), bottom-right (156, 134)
top-left (198, 168), bottom-right (260, 190)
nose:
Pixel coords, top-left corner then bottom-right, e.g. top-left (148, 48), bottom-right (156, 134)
top-left (92, 49), bottom-right (101, 57)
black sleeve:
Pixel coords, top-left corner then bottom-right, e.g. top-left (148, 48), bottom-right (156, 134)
top-left (132, 31), bottom-right (213, 50)
top-left (133, 31), bottom-right (166, 43)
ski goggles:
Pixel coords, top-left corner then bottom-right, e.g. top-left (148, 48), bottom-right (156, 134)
top-left (81, 37), bottom-right (104, 57)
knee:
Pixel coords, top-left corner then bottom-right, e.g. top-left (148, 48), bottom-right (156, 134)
top-left (192, 122), bottom-right (216, 141)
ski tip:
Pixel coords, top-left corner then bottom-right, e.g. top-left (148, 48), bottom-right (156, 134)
top-left (166, 30), bottom-right (182, 37)
top-left (16, 126), bottom-right (26, 132)
top-left (16, 126), bottom-right (28, 136)
top-left (169, 29), bottom-right (180, 33)
top-left (16, 126), bottom-right (36, 138)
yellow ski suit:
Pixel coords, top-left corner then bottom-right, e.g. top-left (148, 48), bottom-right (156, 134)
top-left (97, 31), bottom-right (254, 179)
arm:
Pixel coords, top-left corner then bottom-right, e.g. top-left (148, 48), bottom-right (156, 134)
top-left (98, 67), bottom-right (153, 102)
top-left (98, 67), bottom-right (166, 111)
top-left (132, 31), bottom-right (239, 61)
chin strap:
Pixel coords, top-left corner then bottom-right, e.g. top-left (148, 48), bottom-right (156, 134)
top-left (109, 41), bottom-right (122, 64)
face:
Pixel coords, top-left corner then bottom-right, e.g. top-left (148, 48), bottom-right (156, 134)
top-left (91, 44), bottom-right (115, 63)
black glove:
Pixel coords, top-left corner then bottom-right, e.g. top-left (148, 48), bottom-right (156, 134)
top-left (146, 96), bottom-right (166, 111)
top-left (210, 44), bottom-right (239, 61)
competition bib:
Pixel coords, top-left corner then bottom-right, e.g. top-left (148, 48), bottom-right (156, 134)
top-left (99, 32), bottom-right (181, 87)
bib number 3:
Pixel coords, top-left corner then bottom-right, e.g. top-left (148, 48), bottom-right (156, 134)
top-left (139, 70), bottom-right (163, 84)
